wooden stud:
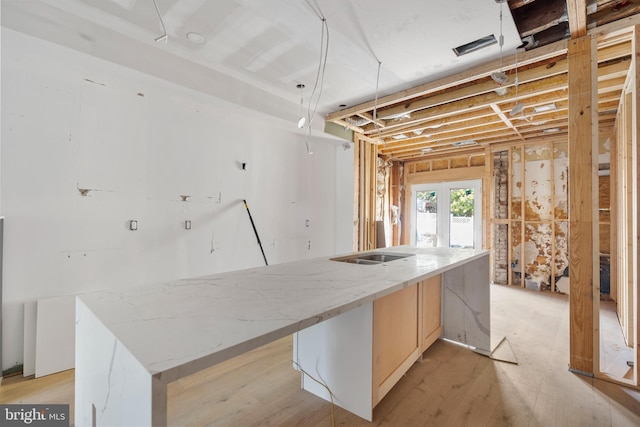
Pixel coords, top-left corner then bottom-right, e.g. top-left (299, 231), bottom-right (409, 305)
top-left (352, 133), bottom-right (363, 252)
top-left (507, 146), bottom-right (513, 287)
top-left (568, 35), bottom-right (595, 375)
top-left (632, 24), bottom-right (640, 386)
top-left (566, 0), bottom-right (588, 38)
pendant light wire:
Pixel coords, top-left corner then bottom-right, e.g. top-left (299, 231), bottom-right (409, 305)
top-left (303, 0), bottom-right (330, 154)
top-left (373, 60), bottom-right (383, 143)
top-left (152, 0), bottom-right (168, 42)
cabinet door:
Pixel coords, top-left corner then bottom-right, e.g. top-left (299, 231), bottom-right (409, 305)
top-left (372, 284), bottom-right (420, 405)
top-left (421, 275), bottom-right (442, 351)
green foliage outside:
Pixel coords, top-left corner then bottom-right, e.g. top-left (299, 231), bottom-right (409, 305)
top-left (450, 189), bottom-right (474, 217)
top-left (416, 189), bottom-right (474, 217)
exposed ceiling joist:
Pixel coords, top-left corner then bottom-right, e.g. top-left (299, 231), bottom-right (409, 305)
top-left (327, 14), bottom-right (637, 161)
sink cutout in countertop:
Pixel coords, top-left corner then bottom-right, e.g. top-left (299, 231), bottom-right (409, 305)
top-left (330, 252), bottom-right (415, 265)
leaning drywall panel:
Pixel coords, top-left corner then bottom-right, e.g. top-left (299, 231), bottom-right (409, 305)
top-left (22, 301), bottom-right (37, 377)
top-left (35, 296), bottom-right (75, 377)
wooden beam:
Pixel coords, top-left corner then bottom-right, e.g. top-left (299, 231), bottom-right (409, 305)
top-left (588, 9), bottom-right (640, 39)
top-left (362, 60), bottom-right (626, 137)
top-left (588, 3), bottom-right (640, 29)
top-left (567, 0), bottom-right (589, 37)
top-left (568, 34), bottom-right (596, 375)
top-left (374, 57), bottom-right (569, 121)
top-left (363, 74), bottom-right (570, 133)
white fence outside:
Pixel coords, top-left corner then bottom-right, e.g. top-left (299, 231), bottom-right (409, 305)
top-left (416, 214), bottom-right (474, 248)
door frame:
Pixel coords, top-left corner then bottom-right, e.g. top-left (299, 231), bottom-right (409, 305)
top-left (409, 179), bottom-right (483, 249)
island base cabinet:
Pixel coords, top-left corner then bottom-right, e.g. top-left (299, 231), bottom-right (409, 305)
top-left (295, 276), bottom-right (445, 420)
top-left (372, 284), bottom-right (420, 406)
top-left (420, 275), bottom-right (443, 353)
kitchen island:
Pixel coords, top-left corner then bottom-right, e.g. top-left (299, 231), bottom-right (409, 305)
top-left (75, 246), bottom-right (489, 426)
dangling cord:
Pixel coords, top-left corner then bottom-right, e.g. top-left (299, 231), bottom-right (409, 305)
top-left (373, 60), bottom-right (383, 143)
top-left (304, 0), bottom-right (329, 154)
top-left (514, 46), bottom-right (519, 104)
top-left (498, 1), bottom-right (504, 73)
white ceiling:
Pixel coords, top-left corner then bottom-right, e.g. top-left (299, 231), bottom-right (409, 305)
top-left (2, 0), bottom-right (522, 125)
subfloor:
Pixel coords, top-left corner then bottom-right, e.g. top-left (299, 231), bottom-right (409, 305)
top-left (600, 299), bottom-right (635, 380)
top-left (1, 284), bottom-right (639, 426)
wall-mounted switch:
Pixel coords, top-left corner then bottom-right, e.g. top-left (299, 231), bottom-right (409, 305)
top-left (305, 219), bottom-right (310, 228)
top-left (129, 220), bottom-right (138, 231)
top-left (184, 220), bottom-right (192, 230)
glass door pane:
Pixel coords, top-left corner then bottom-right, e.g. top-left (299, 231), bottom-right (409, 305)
top-left (448, 187), bottom-right (475, 248)
top-left (415, 189), bottom-right (438, 247)
top-left (411, 179), bottom-right (482, 249)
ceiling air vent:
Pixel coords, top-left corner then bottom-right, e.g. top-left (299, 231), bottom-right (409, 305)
top-left (453, 35), bottom-right (497, 57)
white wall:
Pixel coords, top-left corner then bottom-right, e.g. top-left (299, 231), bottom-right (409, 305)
top-left (0, 29), bottom-right (353, 371)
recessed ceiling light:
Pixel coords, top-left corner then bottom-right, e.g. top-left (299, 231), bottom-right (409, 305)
top-left (187, 32), bottom-right (205, 44)
top-left (534, 103), bottom-right (557, 113)
top-left (452, 140), bottom-right (478, 147)
top-left (542, 127), bottom-right (561, 133)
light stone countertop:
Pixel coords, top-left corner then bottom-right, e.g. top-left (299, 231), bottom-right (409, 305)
top-left (78, 246), bottom-right (488, 382)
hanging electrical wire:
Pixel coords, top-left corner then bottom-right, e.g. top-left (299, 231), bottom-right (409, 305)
top-left (373, 60), bottom-right (383, 143)
top-left (510, 44), bottom-right (525, 117)
top-left (303, 0), bottom-right (330, 154)
top-left (151, 0), bottom-right (168, 43)
top-left (491, 0), bottom-right (509, 86)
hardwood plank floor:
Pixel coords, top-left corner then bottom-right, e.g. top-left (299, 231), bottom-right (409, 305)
top-left (1, 284), bottom-right (639, 426)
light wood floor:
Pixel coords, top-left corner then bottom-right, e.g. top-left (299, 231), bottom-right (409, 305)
top-left (2, 284), bottom-right (640, 426)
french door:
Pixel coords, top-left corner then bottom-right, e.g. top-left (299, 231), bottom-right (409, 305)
top-left (410, 180), bottom-right (482, 249)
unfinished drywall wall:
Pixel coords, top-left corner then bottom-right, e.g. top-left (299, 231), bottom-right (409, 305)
top-left (0, 29), bottom-right (353, 371)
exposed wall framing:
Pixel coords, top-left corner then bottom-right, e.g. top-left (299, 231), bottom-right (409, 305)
top-left (353, 134), bottom-right (379, 251)
top-left (611, 26), bottom-right (639, 385)
top-left (488, 141), bottom-right (570, 291)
